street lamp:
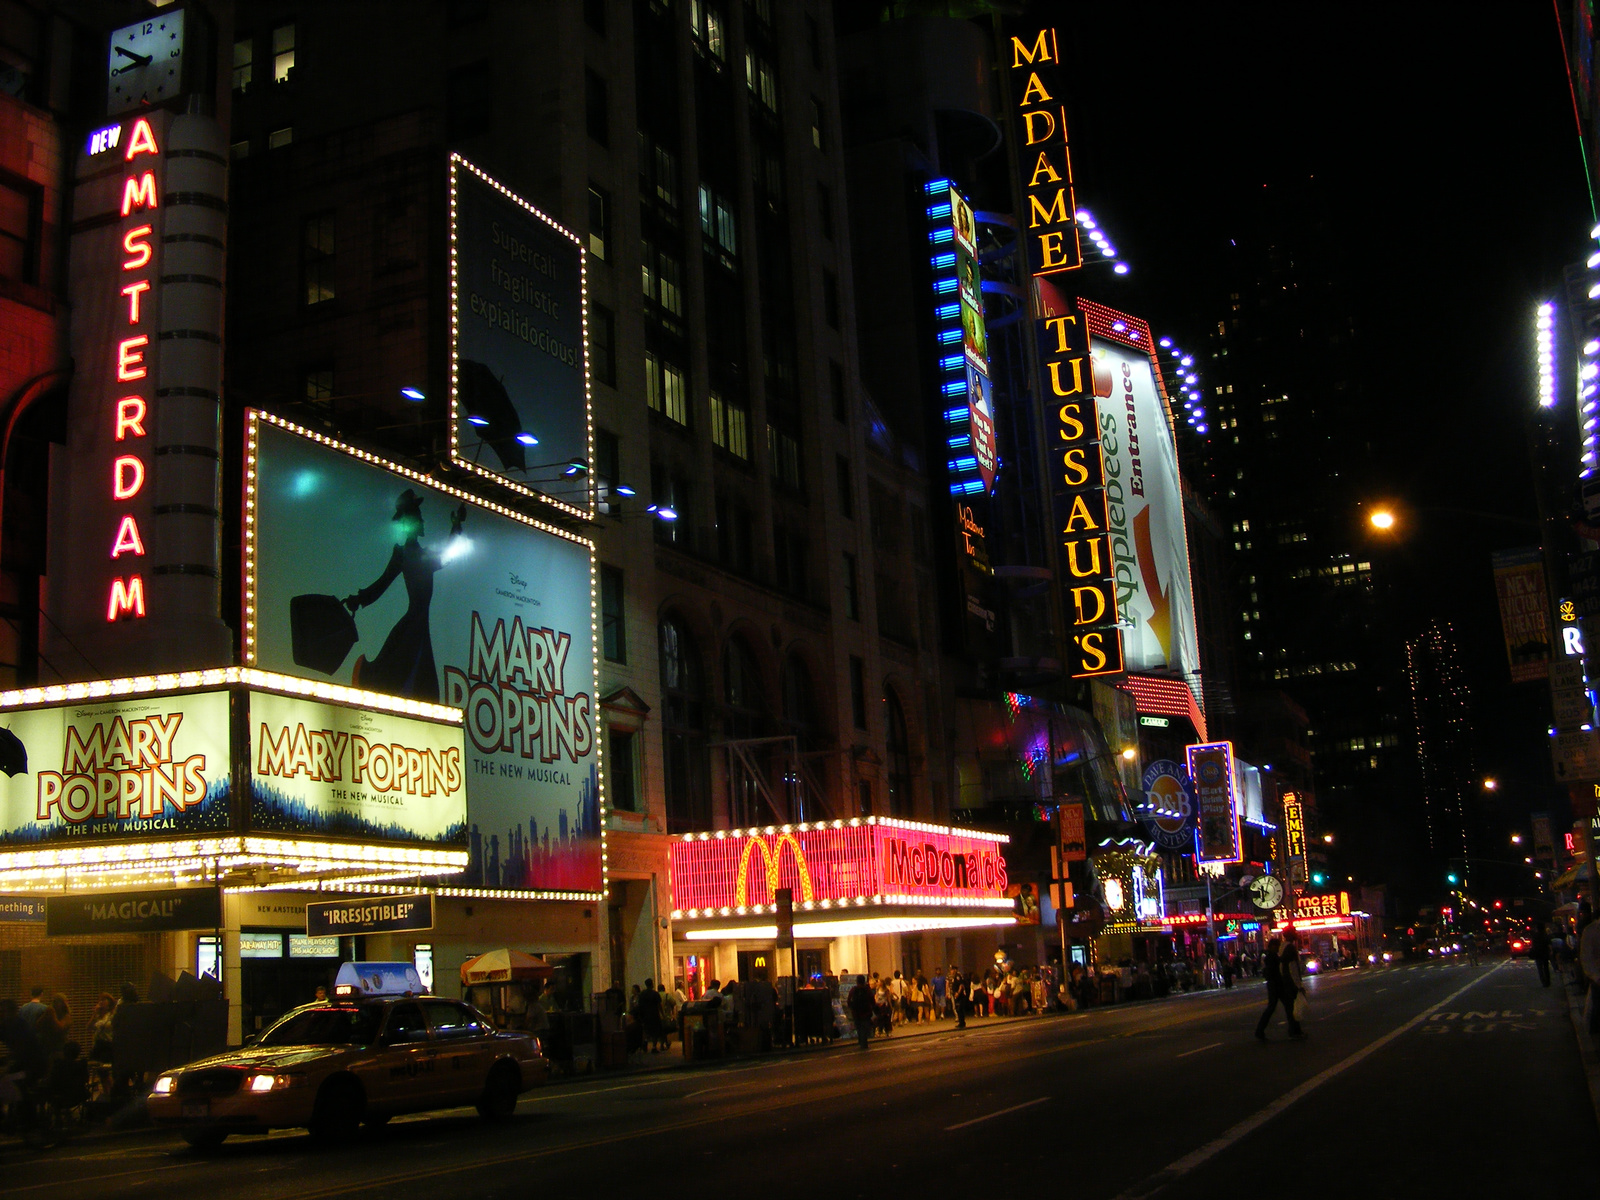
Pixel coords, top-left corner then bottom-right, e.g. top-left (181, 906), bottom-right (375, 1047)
top-left (1483, 778), bottom-right (1499, 791)
top-left (1369, 510), bottom-right (1396, 531)
top-left (1511, 834), bottom-right (1523, 845)
top-left (1322, 834), bottom-right (1335, 844)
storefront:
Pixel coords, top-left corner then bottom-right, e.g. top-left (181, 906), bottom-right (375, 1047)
top-left (667, 818), bottom-right (1016, 992)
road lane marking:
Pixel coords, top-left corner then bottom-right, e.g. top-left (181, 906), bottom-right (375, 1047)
top-left (944, 1096), bottom-right (1050, 1130)
top-left (1111, 960), bottom-right (1506, 1200)
top-left (1337, 1000), bottom-right (1354, 1007)
top-left (1175, 1042), bottom-right (1223, 1059)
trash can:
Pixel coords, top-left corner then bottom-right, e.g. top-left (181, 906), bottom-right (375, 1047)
top-left (680, 1002), bottom-right (725, 1061)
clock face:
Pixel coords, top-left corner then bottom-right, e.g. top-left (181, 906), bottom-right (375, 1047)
top-left (107, 10), bottom-right (186, 116)
top-left (1250, 874), bottom-right (1284, 910)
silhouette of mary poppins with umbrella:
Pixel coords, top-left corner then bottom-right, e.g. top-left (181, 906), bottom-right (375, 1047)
top-left (338, 489), bottom-right (467, 703)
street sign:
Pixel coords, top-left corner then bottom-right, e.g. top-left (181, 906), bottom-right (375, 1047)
top-left (1550, 659), bottom-right (1592, 731)
top-left (1058, 802), bottom-right (1086, 861)
top-left (1571, 549), bottom-right (1600, 615)
top-left (1552, 729), bottom-right (1600, 783)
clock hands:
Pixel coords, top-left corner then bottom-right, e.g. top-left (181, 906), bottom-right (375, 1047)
top-left (114, 45), bottom-right (153, 67)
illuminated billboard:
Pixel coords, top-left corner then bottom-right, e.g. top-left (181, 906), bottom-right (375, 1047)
top-left (1283, 792), bottom-right (1308, 883)
top-left (449, 154), bottom-right (591, 517)
top-left (245, 413), bottom-right (602, 897)
top-left (1005, 26), bottom-right (1082, 276)
top-left (926, 179), bottom-right (996, 495)
top-left (1040, 307), bottom-right (1123, 678)
top-left (1080, 302), bottom-right (1199, 680)
top-left (249, 691), bottom-right (467, 850)
top-left (0, 690), bottom-right (231, 847)
top-left (1188, 741), bottom-right (1242, 864)
top-left (669, 818), bottom-right (1011, 916)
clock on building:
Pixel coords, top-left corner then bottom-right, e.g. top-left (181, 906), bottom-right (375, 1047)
top-left (107, 9), bottom-right (186, 116)
top-left (1249, 873), bottom-right (1285, 911)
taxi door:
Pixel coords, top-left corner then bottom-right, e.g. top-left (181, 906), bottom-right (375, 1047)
top-left (361, 1001), bottom-right (442, 1112)
top-left (422, 1000), bottom-right (498, 1104)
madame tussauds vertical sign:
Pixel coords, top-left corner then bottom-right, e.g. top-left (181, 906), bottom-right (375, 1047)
top-left (245, 414), bottom-right (601, 896)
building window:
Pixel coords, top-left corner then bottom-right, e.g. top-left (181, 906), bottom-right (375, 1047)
top-left (641, 240), bottom-right (684, 318)
top-left (301, 211), bottom-right (335, 305)
top-left (0, 178), bottom-right (38, 284)
top-left (232, 37), bottom-right (253, 91)
top-left (229, 139), bottom-right (250, 161)
top-left (810, 97), bottom-right (825, 150)
top-left (601, 564), bottom-right (626, 662)
top-left (830, 361), bottom-right (846, 422)
top-left (268, 126), bottom-right (293, 150)
top-left (303, 366), bottom-right (334, 411)
top-left (691, 1), bottom-right (725, 59)
top-left (774, 522), bottom-right (808, 598)
top-left (716, 491), bottom-right (753, 574)
top-left (768, 425), bottom-right (801, 490)
top-left (817, 181), bottom-right (833, 240)
top-left (660, 617), bottom-right (709, 832)
top-left (745, 51), bottom-right (778, 111)
top-left (608, 727), bottom-right (637, 811)
top-left (885, 687), bottom-right (912, 817)
top-left (849, 656), bottom-right (867, 730)
top-left (724, 637), bottom-right (765, 741)
top-left (652, 464), bottom-right (691, 546)
top-left (857, 779), bottom-right (873, 817)
top-left (585, 68), bottom-right (609, 146)
top-left (822, 269), bottom-right (840, 329)
top-left (709, 391), bottom-right (750, 459)
top-left (584, 0), bottom-right (607, 35)
top-left (648, 143), bottom-right (679, 208)
top-left (836, 455), bottom-right (853, 518)
top-left (645, 353), bottom-right (688, 425)
top-left (698, 185), bottom-right (738, 261)
top-left (272, 24), bottom-right (295, 83)
top-left (843, 552), bottom-right (859, 620)
top-left (588, 185), bottom-right (610, 260)
top-left (590, 301), bottom-right (616, 386)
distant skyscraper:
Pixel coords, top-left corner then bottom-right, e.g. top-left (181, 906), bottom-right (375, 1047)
top-left (1406, 620), bottom-right (1476, 864)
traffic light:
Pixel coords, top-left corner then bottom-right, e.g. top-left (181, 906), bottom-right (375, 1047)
top-left (1446, 872), bottom-right (1460, 885)
top-left (1310, 871), bottom-right (1327, 886)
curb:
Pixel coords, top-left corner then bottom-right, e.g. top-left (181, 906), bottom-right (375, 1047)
top-left (1558, 977), bottom-right (1600, 1131)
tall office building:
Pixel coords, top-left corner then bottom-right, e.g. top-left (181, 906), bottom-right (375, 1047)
top-left (1405, 619), bottom-right (1476, 865)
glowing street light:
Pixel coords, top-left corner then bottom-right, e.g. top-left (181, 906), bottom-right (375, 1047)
top-left (1369, 510), bottom-right (1396, 531)
top-left (1483, 777), bottom-right (1498, 791)
top-left (1510, 833), bottom-right (1523, 845)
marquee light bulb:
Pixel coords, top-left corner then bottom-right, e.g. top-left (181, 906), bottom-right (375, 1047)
top-left (1113, 263), bottom-right (1129, 274)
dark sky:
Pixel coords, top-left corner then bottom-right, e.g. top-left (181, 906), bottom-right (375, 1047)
top-left (1041, 3), bottom-right (1595, 838)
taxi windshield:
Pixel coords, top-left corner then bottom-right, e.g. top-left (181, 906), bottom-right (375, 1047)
top-left (258, 1004), bottom-right (384, 1048)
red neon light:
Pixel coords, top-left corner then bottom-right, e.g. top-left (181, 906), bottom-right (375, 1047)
top-left (116, 336), bottom-right (148, 382)
top-left (122, 226), bottom-right (152, 270)
top-left (115, 398), bottom-right (146, 441)
top-left (109, 515), bottom-right (145, 558)
top-left (120, 172), bottom-right (158, 217)
top-left (669, 824), bottom-right (1009, 912)
top-left (112, 456), bottom-right (144, 500)
top-left (1118, 673), bottom-right (1207, 741)
top-left (120, 279), bottom-right (150, 323)
top-left (124, 117), bottom-right (159, 160)
top-left (106, 576), bottom-right (145, 621)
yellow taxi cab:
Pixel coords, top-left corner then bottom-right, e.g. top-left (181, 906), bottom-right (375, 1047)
top-left (146, 962), bottom-right (547, 1148)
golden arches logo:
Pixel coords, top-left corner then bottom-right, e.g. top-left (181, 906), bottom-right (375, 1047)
top-left (734, 833), bottom-right (814, 906)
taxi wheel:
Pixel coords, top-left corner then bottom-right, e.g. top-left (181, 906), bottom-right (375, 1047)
top-left (476, 1063), bottom-right (520, 1120)
top-left (309, 1076), bottom-right (365, 1144)
top-left (182, 1128), bottom-right (228, 1151)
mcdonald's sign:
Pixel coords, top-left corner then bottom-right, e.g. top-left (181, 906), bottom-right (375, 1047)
top-left (668, 818), bottom-right (1011, 915)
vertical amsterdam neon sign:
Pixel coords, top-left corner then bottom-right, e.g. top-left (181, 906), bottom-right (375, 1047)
top-left (107, 117), bottom-right (160, 622)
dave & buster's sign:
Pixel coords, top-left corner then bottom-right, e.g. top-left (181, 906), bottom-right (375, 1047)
top-left (669, 820), bottom-right (1009, 914)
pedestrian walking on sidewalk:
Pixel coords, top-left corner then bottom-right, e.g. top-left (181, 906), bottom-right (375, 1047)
top-left (950, 967), bottom-right (969, 1028)
top-left (847, 976), bottom-right (875, 1050)
top-left (1533, 923), bottom-right (1552, 988)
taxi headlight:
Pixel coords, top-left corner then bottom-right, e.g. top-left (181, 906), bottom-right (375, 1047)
top-left (246, 1073), bottom-right (300, 1093)
top-left (152, 1075), bottom-right (177, 1095)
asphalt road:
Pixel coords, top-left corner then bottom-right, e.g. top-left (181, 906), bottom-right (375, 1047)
top-left (5, 956), bottom-right (1595, 1199)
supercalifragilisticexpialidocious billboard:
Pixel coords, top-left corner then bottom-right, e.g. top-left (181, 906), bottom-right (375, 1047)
top-left (1079, 301), bottom-right (1200, 681)
top-left (244, 412), bottom-right (602, 898)
top-left (449, 154), bottom-right (591, 518)
top-left (925, 179), bottom-right (997, 495)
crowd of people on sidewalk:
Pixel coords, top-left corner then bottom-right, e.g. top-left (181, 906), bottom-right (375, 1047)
top-left (0, 981), bottom-right (141, 1125)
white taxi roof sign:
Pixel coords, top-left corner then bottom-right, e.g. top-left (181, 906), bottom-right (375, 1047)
top-left (334, 961), bottom-right (425, 998)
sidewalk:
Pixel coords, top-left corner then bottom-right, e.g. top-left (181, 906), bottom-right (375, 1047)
top-left (1557, 971), bottom-right (1600, 1129)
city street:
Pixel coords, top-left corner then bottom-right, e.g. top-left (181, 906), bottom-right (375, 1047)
top-left (6, 959), bottom-right (1594, 1199)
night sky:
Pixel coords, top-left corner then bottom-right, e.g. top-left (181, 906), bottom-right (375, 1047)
top-left (1046, 3), bottom-right (1594, 843)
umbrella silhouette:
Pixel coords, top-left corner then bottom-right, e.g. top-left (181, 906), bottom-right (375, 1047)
top-left (458, 359), bottom-right (529, 472)
top-left (0, 727), bottom-right (27, 776)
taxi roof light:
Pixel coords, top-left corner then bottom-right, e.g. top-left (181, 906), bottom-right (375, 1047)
top-left (334, 961), bottom-right (426, 998)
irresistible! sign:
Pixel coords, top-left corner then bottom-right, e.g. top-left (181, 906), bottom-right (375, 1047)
top-left (249, 691), bottom-right (467, 850)
top-left (306, 893), bottom-right (434, 937)
top-left (0, 690), bottom-right (231, 847)
top-left (46, 885), bottom-right (222, 935)
top-left (246, 415), bottom-right (601, 895)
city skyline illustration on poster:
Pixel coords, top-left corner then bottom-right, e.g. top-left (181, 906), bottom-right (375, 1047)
top-left (450, 156), bottom-right (589, 510)
top-left (248, 418), bottom-right (601, 895)
top-left (1089, 338), bottom-right (1200, 678)
top-left (0, 690), bottom-right (232, 846)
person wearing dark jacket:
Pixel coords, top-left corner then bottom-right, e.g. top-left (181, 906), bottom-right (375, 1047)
top-left (846, 976), bottom-right (875, 1050)
top-left (1254, 935), bottom-right (1301, 1040)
